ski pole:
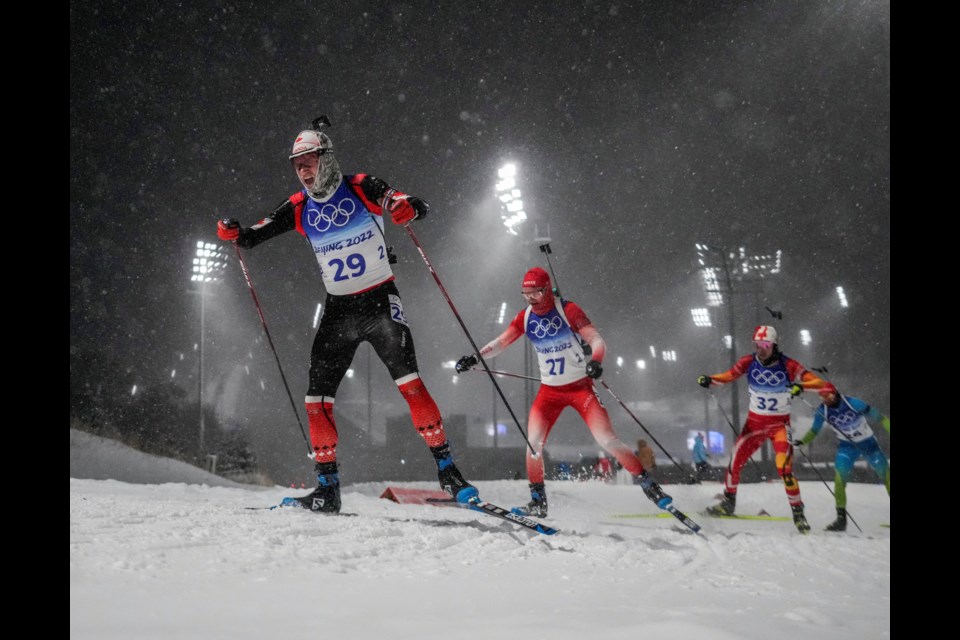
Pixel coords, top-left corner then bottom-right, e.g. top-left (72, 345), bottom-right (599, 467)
top-left (538, 242), bottom-right (562, 298)
top-left (469, 368), bottom-right (538, 382)
top-left (599, 379), bottom-right (701, 484)
top-left (471, 368), bottom-right (698, 483)
top-left (703, 388), bottom-right (770, 481)
top-left (233, 245), bottom-right (312, 456)
top-left (403, 225), bottom-right (537, 455)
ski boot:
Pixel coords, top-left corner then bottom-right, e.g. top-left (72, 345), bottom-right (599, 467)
top-left (825, 507), bottom-right (847, 532)
top-left (792, 503), bottom-right (811, 533)
top-left (511, 482), bottom-right (548, 518)
top-left (637, 472), bottom-right (673, 509)
top-left (432, 443), bottom-right (479, 504)
top-left (705, 491), bottom-right (736, 516)
top-left (281, 461), bottom-right (341, 513)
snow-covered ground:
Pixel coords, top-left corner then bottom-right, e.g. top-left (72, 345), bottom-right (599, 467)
top-left (70, 430), bottom-right (890, 639)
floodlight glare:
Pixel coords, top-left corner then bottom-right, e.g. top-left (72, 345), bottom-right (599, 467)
top-left (700, 268), bottom-right (724, 306)
top-left (636, 360), bottom-right (646, 369)
top-left (616, 356), bottom-right (624, 367)
top-left (836, 286), bottom-right (849, 308)
top-left (800, 329), bottom-right (812, 346)
top-left (495, 163), bottom-right (527, 235)
top-left (691, 308), bottom-right (712, 327)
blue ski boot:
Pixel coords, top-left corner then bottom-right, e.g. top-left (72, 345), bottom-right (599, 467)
top-left (637, 472), bottom-right (673, 509)
top-left (431, 443), bottom-right (478, 504)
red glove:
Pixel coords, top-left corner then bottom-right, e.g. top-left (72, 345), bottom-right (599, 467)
top-left (217, 218), bottom-right (240, 242)
top-left (387, 196), bottom-right (416, 225)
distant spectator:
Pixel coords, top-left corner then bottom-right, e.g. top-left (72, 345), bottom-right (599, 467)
top-left (635, 439), bottom-right (656, 471)
top-left (692, 433), bottom-right (710, 481)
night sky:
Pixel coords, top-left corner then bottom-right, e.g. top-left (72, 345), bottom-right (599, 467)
top-left (70, 1), bottom-right (890, 482)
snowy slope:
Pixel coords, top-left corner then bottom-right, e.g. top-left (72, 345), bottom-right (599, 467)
top-left (70, 430), bottom-right (890, 640)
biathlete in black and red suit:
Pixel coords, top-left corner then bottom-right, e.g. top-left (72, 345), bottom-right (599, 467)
top-left (217, 120), bottom-right (478, 513)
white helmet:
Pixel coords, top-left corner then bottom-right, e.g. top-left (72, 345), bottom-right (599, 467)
top-left (289, 129), bottom-right (333, 159)
top-left (289, 127), bottom-right (341, 200)
top-left (752, 325), bottom-right (778, 344)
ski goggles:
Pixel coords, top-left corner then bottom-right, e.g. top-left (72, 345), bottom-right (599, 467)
top-left (521, 288), bottom-right (546, 300)
top-left (754, 340), bottom-right (775, 350)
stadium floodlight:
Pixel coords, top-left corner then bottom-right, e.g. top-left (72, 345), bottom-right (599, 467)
top-left (494, 162), bottom-right (527, 236)
top-left (836, 286), bottom-right (849, 308)
top-left (616, 356), bottom-right (624, 367)
top-left (699, 267), bottom-right (724, 306)
top-left (191, 241), bottom-right (229, 283)
top-left (661, 350), bottom-right (677, 362)
top-left (497, 301), bottom-right (507, 324)
top-left (691, 308), bottom-right (712, 327)
top-left (723, 335), bottom-right (733, 350)
top-left (800, 329), bottom-right (812, 346)
top-left (188, 240), bottom-right (230, 453)
top-left (636, 360), bottom-right (646, 370)
top-left (649, 345), bottom-right (657, 358)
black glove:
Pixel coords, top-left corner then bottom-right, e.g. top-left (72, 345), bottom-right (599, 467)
top-left (789, 383), bottom-right (804, 397)
top-left (408, 196), bottom-right (429, 220)
top-left (455, 355), bottom-right (478, 373)
top-left (697, 375), bottom-right (712, 388)
top-left (585, 360), bottom-right (603, 379)
top-left (791, 438), bottom-right (804, 447)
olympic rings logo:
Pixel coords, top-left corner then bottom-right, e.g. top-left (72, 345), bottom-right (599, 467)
top-left (307, 198), bottom-right (356, 232)
top-left (750, 369), bottom-right (786, 385)
top-left (528, 316), bottom-right (563, 338)
top-left (831, 412), bottom-right (859, 427)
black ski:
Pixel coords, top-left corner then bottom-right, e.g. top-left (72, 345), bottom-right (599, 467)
top-left (663, 504), bottom-right (703, 534)
top-left (246, 504), bottom-right (358, 516)
top-left (427, 497), bottom-right (559, 535)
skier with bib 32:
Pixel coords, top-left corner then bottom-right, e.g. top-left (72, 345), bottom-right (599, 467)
top-left (697, 325), bottom-right (826, 532)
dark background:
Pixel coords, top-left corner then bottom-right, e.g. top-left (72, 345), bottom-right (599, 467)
top-left (70, 0), bottom-right (890, 485)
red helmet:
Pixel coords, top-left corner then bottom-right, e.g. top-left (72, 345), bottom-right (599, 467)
top-left (818, 383), bottom-right (837, 399)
